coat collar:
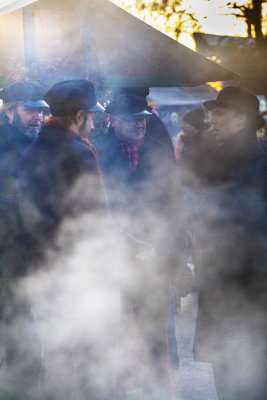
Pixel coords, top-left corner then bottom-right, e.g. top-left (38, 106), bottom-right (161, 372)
top-left (40, 119), bottom-right (98, 158)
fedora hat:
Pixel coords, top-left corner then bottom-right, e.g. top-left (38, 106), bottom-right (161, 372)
top-left (204, 86), bottom-right (265, 129)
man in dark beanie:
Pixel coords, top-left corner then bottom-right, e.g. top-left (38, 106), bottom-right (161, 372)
top-left (193, 86), bottom-right (267, 400)
top-left (182, 108), bottom-right (208, 142)
top-left (93, 93), bottom-right (185, 399)
top-left (178, 108), bottom-right (216, 189)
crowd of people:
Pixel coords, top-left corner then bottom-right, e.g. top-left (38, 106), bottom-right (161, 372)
top-left (0, 79), bottom-right (266, 400)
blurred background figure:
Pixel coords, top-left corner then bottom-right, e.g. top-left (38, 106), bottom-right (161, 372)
top-left (177, 108), bottom-right (215, 189)
top-left (166, 111), bottom-right (181, 140)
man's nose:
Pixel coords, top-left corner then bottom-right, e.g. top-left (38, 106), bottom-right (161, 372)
top-left (32, 110), bottom-right (43, 119)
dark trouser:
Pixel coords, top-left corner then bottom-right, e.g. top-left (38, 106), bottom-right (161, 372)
top-left (117, 283), bottom-right (176, 400)
top-left (0, 279), bottom-right (42, 400)
top-left (212, 335), bottom-right (267, 400)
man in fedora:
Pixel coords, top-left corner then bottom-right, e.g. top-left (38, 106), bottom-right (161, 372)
top-left (93, 93), bottom-right (185, 399)
top-left (193, 87), bottom-right (267, 400)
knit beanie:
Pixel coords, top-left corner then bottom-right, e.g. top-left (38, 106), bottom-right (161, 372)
top-left (183, 108), bottom-right (209, 131)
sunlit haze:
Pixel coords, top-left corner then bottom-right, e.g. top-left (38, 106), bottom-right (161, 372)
top-left (111, 0), bottom-right (266, 49)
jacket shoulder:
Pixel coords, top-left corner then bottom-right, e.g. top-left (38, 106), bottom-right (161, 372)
top-left (0, 123), bottom-right (17, 145)
top-left (92, 134), bottom-right (117, 151)
top-left (146, 135), bottom-right (175, 160)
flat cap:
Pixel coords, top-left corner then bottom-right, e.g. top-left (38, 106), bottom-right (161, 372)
top-left (106, 94), bottom-right (152, 117)
top-left (44, 79), bottom-right (105, 116)
top-left (0, 81), bottom-right (49, 108)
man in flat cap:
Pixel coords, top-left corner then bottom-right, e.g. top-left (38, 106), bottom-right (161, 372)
top-left (93, 93), bottom-right (185, 399)
top-left (94, 93), bottom-right (180, 231)
top-left (0, 82), bottom-right (49, 399)
top-left (16, 80), bottom-right (122, 400)
top-left (193, 87), bottom-right (267, 400)
top-left (18, 79), bottom-right (105, 265)
top-left (0, 81), bottom-right (49, 274)
top-left (0, 81), bottom-right (48, 136)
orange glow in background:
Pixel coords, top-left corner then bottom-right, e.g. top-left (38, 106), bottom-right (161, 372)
top-left (111, 0), bottom-right (266, 49)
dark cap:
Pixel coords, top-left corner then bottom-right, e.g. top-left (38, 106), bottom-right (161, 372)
top-left (106, 94), bottom-right (152, 117)
top-left (0, 81), bottom-right (49, 108)
top-left (44, 79), bottom-right (105, 116)
top-left (183, 108), bottom-right (209, 131)
top-left (204, 86), bottom-right (265, 129)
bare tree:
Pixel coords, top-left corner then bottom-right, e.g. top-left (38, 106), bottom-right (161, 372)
top-left (226, 1), bottom-right (266, 42)
top-left (124, 0), bottom-right (200, 41)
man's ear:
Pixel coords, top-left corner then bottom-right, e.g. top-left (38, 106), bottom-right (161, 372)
top-left (5, 107), bottom-right (15, 122)
top-left (75, 110), bottom-right (85, 127)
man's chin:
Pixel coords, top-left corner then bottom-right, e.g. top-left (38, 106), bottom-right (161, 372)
top-left (133, 131), bottom-right (145, 139)
top-left (29, 125), bottom-right (40, 132)
top-left (25, 126), bottom-right (40, 137)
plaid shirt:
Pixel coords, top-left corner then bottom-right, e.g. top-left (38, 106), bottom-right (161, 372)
top-left (120, 141), bottom-right (143, 171)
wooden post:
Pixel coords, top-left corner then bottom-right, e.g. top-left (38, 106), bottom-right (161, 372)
top-left (22, 5), bottom-right (36, 70)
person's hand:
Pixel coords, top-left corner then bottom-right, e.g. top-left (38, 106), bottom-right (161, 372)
top-left (133, 239), bottom-right (156, 262)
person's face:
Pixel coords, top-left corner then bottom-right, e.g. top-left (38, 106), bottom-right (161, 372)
top-left (11, 104), bottom-right (44, 135)
top-left (77, 112), bottom-right (94, 138)
top-left (170, 112), bottom-right (179, 125)
top-left (211, 107), bottom-right (246, 142)
top-left (110, 115), bottom-right (148, 144)
top-left (182, 121), bottom-right (199, 139)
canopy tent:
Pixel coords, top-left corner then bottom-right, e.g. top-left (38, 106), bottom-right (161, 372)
top-left (0, 0), bottom-right (238, 87)
top-left (0, 0), bottom-right (34, 16)
top-left (82, 0), bottom-right (237, 87)
top-left (148, 86), bottom-right (216, 107)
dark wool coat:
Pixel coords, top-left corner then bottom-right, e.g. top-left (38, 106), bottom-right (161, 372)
top-left (0, 123), bottom-right (42, 396)
top-left (0, 122), bottom-right (34, 277)
top-left (194, 130), bottom-right (267, 365)
top-left (178, 128), bottom-right (218, 190)
top-left (17, 123), bottom-right (105, 271)
top-left (93, 130), bottom-right (187, 273)
top-left (93, 131), bottom-right (180, 230)
top-left (93, 131), bottom-right (184, 398)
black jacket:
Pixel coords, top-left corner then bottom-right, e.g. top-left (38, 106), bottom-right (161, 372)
top-left (18, 122), bottom-right (105, 270)
top-left (93, 132), bottom-right (176, 215)
top-left (93, 131), bottom-right (185, 272)
top-left (0, 123), bottom-right (34, 276)
top-left (194, 129), bottom-right (267, 362)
